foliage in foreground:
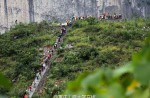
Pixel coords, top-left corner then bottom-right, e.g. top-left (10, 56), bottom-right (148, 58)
top-left (64, 35), bottom-right (150, 98)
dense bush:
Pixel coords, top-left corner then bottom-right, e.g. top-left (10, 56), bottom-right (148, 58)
top-left (64, 52), bottom-right (79, 64)
top-left (0, 21), bottom-right (60, 96)
top-left (73, 17), bottom-right (98, 29)
top-left (73, 20), bottom-right (88, 28)
top-left (85, 17), bottom-right (98, 25)
top-left (83, 25), bottom-right (101, 33)
top-left (77, 47), bottom-right (99, 60)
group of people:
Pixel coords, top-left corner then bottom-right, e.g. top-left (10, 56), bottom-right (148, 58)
top-left (99, 13), bottom-right (122, 20)
top-left (66, 16), bottom-right (91, 26)
top-left (66, 13), bottom-right (122, 25)
top-left (23, 25), bottom-right (67, 98)
top-left (54, 26), bottom-right (66, 49)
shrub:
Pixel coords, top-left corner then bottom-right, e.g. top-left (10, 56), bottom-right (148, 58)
top-left (64, 52), bottom-right (79, 64)
top-left (77, 47), bottom-right (99, 60)
top-left (0, 21), bottom-right (59, 96)
top-left (57, 48), bottom-right (64, 55)
top-left (10, 28), bottom-right (32, 39)
top-left (86, 17), bottom-right (98, 25)
top-left (73, 20), bottom-right (88, 28)
top-left (83, 25), bottom-right (101, 33)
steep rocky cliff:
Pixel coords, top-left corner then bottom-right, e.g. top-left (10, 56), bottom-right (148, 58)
top-left (122, 0), bottom-right (150, 18)
top-left (0, 0), bottom-right (30, 33)
top-left (0, 0), bottom-right (97, 34)
top-left (0, 0), bottom-right (150, 34)
top-left (97, 0), bottom-right (150, 19)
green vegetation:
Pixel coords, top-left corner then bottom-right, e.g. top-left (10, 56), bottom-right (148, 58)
top-left (0, 18), bottom-right (150, 97)
top-left (64, 35), bottom-right (150, 98)
top-left (0, 21), bottom-right (60, 97)
top-left (39, 18), bottom-right (150, 97)
top-left (0, 73), bottom-right (12, 96)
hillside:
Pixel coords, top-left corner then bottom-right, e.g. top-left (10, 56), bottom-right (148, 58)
top-left (36, 18), bottom-right (150, 97)
top-left (0, 21), bottom-right (61, 97)
top-left (0, 18), bottom-right (150, 97)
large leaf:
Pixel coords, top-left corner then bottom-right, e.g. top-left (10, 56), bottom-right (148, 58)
top-left (133, 36), bottom-right (150, 85)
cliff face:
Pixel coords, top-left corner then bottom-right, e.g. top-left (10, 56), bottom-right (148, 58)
top-left (122, 0), bottom-right (150, 19)
top-left (0, 0), bottom-right (29, 33)
top-left (0, 0), bottom-right (150, 34)
top-left (33, 0), bottom-right (97, 22)
top-left (97, 0), bottom-right (150, 19)
top-left (0, 0), bottom-right (97, 34)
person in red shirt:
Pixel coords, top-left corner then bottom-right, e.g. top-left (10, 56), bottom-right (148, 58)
top-left (29, 85), bottom-right (32, 92)
top-left (23, 92), bottom-right (28, 98)
top-left (47, 54), bottom-right (51, 59)
top-left (24, 94), bottom-right (28, 98)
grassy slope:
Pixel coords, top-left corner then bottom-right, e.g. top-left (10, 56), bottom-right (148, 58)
top-left (0, 21), bottom-right (61, 97)
top-left (40, 18), bottom-right (150, 97)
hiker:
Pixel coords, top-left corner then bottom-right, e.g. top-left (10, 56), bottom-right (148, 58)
top-left (51, 49), bottom-right (54, 55)
top-left (23, 94), bottom-right (28, 98)
top-left (39, 69), bottom-right (42, 76)
top-left (33, 80), bottom-right (36, 88)
top-left (57, 37), bottom-right (61, 43)
top-left (29, 85), bottom-right (32, 92)
top-left (113, 13), bottom-right (116, 19)
top-left (48, 50), bottom-right (50, 53)
top-left (42, 62), bottom-right (46, 70)
top-left (47, 54), bottom-right (51, 59)
top-left (43, 58), bottom-right (46, 64)
top-left (75, 16), bottom-right (78, 21)
top-left (58, 34), bottom-right (62, 39)
top-left (62, 26), bottom-right (66, 35)
top-left (66, 20), bottom-right (70, 26)
top-left (54, 43), bottom-right (57, 49)
top-left (110, 15), bottom-right (113, 19)
top-left (15, 20), bottom-right (17, 24)
top-left (72, 16), bottom-right (74, 21)
top-left (36, 72), bottom-right (40, 80)
top-left (119, 14), bottom-right (122, 19)
top-left (43, 55), bottom-right (49, 64)
top-left (78, 17), bottom-right (81, 20)
top-left (61, 27), bottom-right (65, 35)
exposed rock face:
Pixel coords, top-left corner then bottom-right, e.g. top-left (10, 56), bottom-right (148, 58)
top-left (33, 0), bottom-right (97, 22)
top-left (97, 0), bottom-right (150, 19)
top-left (122, 0), bottom-right (150, 19)
top-left (0, 0), bottom-right (30, 33)
top-left (0, 0), bottom-right (97, 34)
top-left (0, 0), bottom-right (150, 34)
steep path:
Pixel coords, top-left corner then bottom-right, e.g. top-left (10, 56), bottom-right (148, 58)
top-left (25, 24), bottom-right (68, 98)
